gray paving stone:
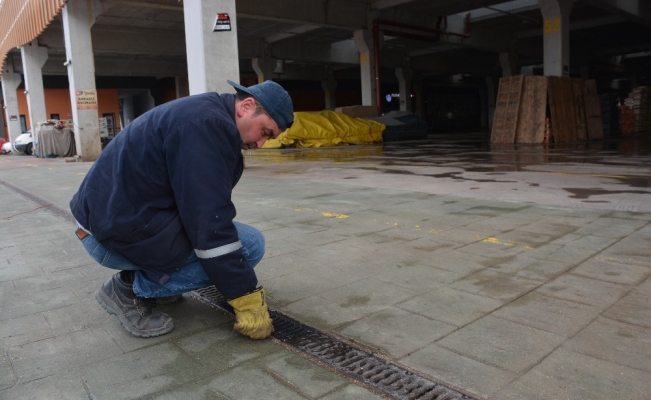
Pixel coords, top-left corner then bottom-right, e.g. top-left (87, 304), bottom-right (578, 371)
top-left (603, 292), bottom-right (651, 329)
top-left (318, 277), bottom-right (418, 320)
top-left (375, 263), bottom-right (448, 293)
top-left (81, 342), bottom-right (207, 400)
top-left (400, 344), bottom-right (517, 399)
top-left (571, 257), bottom-right (651, 285)
top-left (337, 306), bottom-right (456, 358)
top-left (492, 292), bottom-right (601, 337)
top-left (512, 259), bottom-right (574, 282)
top-left (0, 312), bottom-right (53, 349)
top-left (11, 266), bottom-right (90, 293)
top-left (0, 287), bottom-right (80, 321)
top-left (437, 315), bottom-right (564, 373)
top-left (565, 317), bottom-right (651, 374)
top-left (318, 384), bottom-right (386, 400)
top-left (258, 352), bottom-right (348, 398)
top-left (537, 274), bottom-right (630, 308)
top-left (8, 327), bottom-right (123, 382)
top-left (397, 286), bottom-right (504, 327)
top-left (155, 364), bottom-right (307, 400)
top-left (175, 325), bottom-right (275, 370)
top-left (496, 348), bottom-right (651, 400)
top-left (449, 269), bottom-right (541, 301)
top-left (0, 351), bottom-right (16, 391)
top-left (0, 374), bottom-right (88, 400)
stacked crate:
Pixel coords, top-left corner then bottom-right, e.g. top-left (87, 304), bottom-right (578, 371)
top-left (623, 87), bottom-right (651, 133)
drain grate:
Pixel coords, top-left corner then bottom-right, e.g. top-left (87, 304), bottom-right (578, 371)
top-left (190, 286), bottom-right (477, 400)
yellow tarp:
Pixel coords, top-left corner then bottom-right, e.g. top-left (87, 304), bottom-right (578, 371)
top-left (263, 110), bottom-right (385, 149)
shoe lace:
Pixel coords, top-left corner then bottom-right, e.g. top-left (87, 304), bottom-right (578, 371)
top-left (134, 297), bottom-right (157, 316)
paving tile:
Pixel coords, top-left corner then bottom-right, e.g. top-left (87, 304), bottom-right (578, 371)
top-left (513, 259), bottom-right (573, 282)
top-left (565, 317), bottom-right (651, 374)
top-left (337, 306), bottom-right (456, 358)
top-left (571, 257), bottom-right (651, 285)
top-left (175, 325), bottom-right (275, 370)
top-left (0, 287), bottom-right (80, 321)
top-left (258, 352), bottom-right (348, 398)
top-left (375, 263), bottom-right (450, 292)
top-left (496, 348), bottom-right (651, 400)
top-left (282, 295), bottom-right (366, 329)
top-left (0, 312), bottom-right (53, 348)
top-left (0, 351), bottom-right (16, 391)
top-left (264, 264), bottom-right (365, 307)
top-left (81, 342), bottom-right (207, 400)
top-left (492, 291), bottom-right (601, 337)
top-left (437, 315), bottom-right (564, 373)
top-left (318, 278), bottom-right (418, 319)
top-left (603, 292), bottom-right (651, 329)
top-left (397, 287), bottom-right (504, 327)
top-left (318, 384), bottom-right (386, 400)
top-left (8, 327), bottom-right (123, 382)
top-left (400, 344), bottom-right (517, 399)
top-left (11, 266), bottom-right (90, 293)
top-left (0, 373), bottom-right (88, 400)
top-left (421, 251), bottom-right (491, 276)
top-left (154, 364), bottom-right (306, 400)
top-left (536, 274), bottom-right (630, 308)
top-left (450, 269), bottom-right (541, 301)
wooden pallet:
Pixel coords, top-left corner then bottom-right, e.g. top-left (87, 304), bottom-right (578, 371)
top-left (584, 79), bottom-right (604, 140)
top-left (491, 75), bottom-right (524, 143)
top-left (548, 77), bottom-right (577, 143)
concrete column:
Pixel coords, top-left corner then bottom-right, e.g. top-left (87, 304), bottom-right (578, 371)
top-left (121, 96), bottom-right (134, 126)
top-left (175, 76), bottom-right (189, 98)
top-left (21, 41), bottom-right (49, 130)
top-left (1, 69), bottom-right (22, 143)
top-left (539, 0), bottom-right (573, 77)
top-left (184, 0), bottom-right (240, 94)
top-left (62, 0), bottom-right (101, 161)
top-left (252, 56), bottom-right (276, 83)
top-left (353, 29), bottom-right (377, 107)
top-left (500, 52), bottom-right (519, 77)
top-left (396, 67), bottom-right (413, 112)
top-left (321, 75), bottom-right (337, 110)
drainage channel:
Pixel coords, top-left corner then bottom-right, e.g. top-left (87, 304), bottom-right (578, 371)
top-left (190, 286), bottom-right (478, 400)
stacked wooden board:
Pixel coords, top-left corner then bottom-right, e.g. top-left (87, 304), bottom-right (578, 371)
top-left (491, 75), bottom-right (604, 144)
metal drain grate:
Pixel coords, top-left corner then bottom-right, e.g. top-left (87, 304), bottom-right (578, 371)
top-left (190, 286), bottom-right (477, 400)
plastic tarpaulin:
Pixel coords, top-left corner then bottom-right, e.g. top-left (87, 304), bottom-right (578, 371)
top-left (34, 122), bottom-right (75, 158)
top-left (263, 110), bottom-right (385, 149)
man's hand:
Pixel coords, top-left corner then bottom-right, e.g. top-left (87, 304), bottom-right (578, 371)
top-left (227, 287), bottom-right (274, 339)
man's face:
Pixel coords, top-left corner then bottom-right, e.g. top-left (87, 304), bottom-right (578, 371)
top-left (236, 98), bottom-right (281, 150)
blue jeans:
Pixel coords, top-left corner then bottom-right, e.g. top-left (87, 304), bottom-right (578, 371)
top-left (80, 221), bottom-right (265, 298)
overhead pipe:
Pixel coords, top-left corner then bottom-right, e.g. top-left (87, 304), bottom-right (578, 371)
top-left (372, 16), bottom-right (472, 116)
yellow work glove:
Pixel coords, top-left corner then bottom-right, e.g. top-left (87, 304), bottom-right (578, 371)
top-left (227, 287), bottom-right (274, 340)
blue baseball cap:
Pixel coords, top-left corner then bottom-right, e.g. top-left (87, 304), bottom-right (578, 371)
top-left (227, 80), bottom-right (294, 131)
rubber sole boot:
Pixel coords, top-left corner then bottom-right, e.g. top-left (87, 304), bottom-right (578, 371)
top-left (95, 273), bottom-right (174, 338)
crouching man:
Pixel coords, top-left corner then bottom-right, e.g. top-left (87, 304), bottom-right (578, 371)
top-left (70, 80), bottom-right (293, 339)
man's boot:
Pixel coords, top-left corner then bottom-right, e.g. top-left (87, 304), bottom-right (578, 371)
top-left (95, 272), bottom-right (174, 337)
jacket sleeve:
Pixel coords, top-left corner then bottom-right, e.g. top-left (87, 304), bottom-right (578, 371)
top-left (163, 117), bottom-right (257, 300)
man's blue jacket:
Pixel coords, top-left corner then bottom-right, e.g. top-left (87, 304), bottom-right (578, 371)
top-left (70, 92), bottom-right (256, 300)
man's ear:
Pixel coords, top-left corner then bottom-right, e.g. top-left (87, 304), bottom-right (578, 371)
top-left (236, 98), bottom-right (256, 117)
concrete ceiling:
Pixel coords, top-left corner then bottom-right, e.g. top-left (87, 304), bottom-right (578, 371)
top-left (8, 0), bottom-right (651, 86)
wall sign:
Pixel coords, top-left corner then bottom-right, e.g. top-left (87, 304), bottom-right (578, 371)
top-left (76, 90), bottom-right (98, 110)
top-left (213, 13), bottom-right (231, 31)
top-left (9, 115), bottom-right (17, 121)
